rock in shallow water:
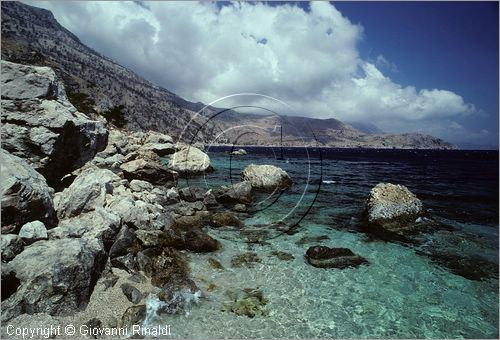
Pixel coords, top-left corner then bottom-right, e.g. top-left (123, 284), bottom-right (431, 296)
top-left (241, 164), bottom-right (292, 191)
top-left (365, 183), bottom-right (423, 240)
top-left (305, 246), bottom-right (368, 269)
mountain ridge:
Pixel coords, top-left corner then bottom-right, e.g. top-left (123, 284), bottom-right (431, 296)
top-left (1, 1), bottom-right (455, 149)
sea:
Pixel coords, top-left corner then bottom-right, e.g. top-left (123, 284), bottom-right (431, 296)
top-left (151, 147), bottom-right (499, 338)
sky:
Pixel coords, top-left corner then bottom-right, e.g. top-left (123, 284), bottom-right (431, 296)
top-left (26, 1), bottom-right (499, 148)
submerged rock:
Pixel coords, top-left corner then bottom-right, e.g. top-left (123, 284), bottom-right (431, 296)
top-left (231, 252), bottom-right (262, 268)
top-left (1, 150), bottom-right (56, 233)
top-left (207, 257), bottom-right (225, 270)
top-left (241, 164), bottom-right (292, 191)
top-left (270, 251), bottom-right (294, 261)
top-left (210, 212), bottom-right (242, 228)
top-left (305, 246), bottom-right (368, 269)
top-left (168, 146), bottom-right (213, 176)
top-left (295, 235), bottom-right (330, 246)
top-left (222, 288), bottom-right (268, 318)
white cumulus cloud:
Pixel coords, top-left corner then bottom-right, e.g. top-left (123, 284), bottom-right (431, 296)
top-left (26, 1), bottom-right (478, 137)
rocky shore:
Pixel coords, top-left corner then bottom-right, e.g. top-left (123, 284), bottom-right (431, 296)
top-left (1, 61), bottom-right (494, 338)
top-left (1, 61), bottom-right (313, 336)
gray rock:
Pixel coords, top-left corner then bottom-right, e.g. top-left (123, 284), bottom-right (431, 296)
top-left (165, 187), bottom-right (180, 204)
top-left (109, 226), bottom-right (140, 260)
top-left (55, 167), bottom-right (120, 220)
top-left (18, 221), bottom-right (48, 243)
top-left (168, 146), bottom-right (213, 176)
top-left (120, 156), bottom-right (176, 185)
top-left (1, 62), bottom-right (108, 188)
top-left (1, 234), bottom-right (24, 262)
top-left (2, 238), bottom-right (107, 321)
top-left (49, 209), bottom-right (121, 248)
top-left (0, 60), bottom-right (61, 100)
top-left (365, 183), bottom-right (423, 236)
top-left (0, 150), bottom-right (55, 232)
top-left (145, 132), bottom-right (174, 145)
top-left (140, 142), bottom-right (176, 156)
top-left (241, 164), bottom-right (292, 191)
top-left (120, 283), bottom-right (142, 304)
top-left (129, 179), bottom-right (154, 193)
top-left (213, 181), bottom-right (253, 204)
top-left (178, 187), bottom-right (206, 202)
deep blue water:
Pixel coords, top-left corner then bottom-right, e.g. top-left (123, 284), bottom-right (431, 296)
top-left (165, 147), bottom-right (499, 338)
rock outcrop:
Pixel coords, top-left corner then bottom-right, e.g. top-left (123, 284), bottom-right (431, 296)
top-left (305, 246), bottom-right (368, 269)
top-left (241, 164), bottom-right (292, 191)
top-left (1, 60), bottom-right (108, 188)
top-left (168, 146), bottom-right (213, 176)
top-left (1, 149), bottom-right (56, 233)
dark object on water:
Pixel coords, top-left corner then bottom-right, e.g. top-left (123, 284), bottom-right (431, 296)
top-left (305, 246), bottom-right (368, 269)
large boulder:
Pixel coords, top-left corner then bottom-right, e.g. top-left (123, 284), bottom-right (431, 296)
top-left (120, 150), bottom-right (176, 185)
top-left (365, 183), bottom-right (423, 238)
top-left (139, 139), bottom-right (175, 157)
top-left (1, 61), bottom-right (108, 188)
top-left (241, 164), bottom-right (292, 191)
top-left (213, 181), bottom-right (253, 204)
top-left (55, 167), bottom-right (121, 220)
top-left (49, 209), bottom-right (121, 250)
top-left (305, 246), bottom-right (368, 269)
top-left (1, 238), bottom-right (107, 321)
top-left (0, 150), bottom-right (56, 233)
top-left (168, 146), bottom-right (213, 176)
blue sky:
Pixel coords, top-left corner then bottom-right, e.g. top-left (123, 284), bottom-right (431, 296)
top-left (334, 1), bottom-right (499, 148)
top-left (29, 1), bottom-right (499, 148)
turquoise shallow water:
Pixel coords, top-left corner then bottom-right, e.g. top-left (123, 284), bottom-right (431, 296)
top-left (158, 148), bottom-right (499, 338)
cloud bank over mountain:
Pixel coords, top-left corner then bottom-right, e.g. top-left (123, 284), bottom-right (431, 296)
top-left (27, 1), bottom-right (488, 146)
